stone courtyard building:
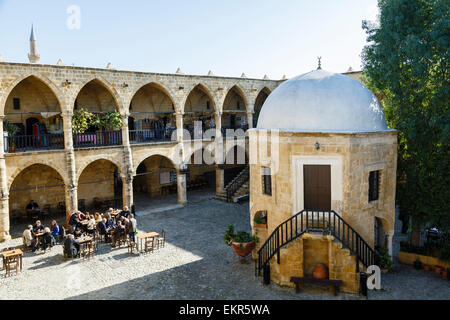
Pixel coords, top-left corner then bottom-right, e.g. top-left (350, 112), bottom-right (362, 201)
top-left (249, 69), bottom-right (398, 293)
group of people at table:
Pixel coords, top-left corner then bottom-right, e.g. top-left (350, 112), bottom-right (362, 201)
top-left (22, 206), bottom-right (138, 258)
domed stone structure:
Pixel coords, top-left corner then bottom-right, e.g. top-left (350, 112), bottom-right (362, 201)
top-left (249, 69), bottom-right (398, 294)
top-left (257, 69), bottom-right (388, 132)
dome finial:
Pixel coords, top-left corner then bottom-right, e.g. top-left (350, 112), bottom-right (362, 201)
top-left (317, 56), bottom-right (322, 70)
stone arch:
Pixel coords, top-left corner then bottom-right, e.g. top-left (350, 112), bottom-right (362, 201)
top-left (77, 158), bottom-right (125, 210)
top-left (76, 157), bottom-right (125, 182)
top-left (7, 161), bottom-right (67, 190)
top-left (72, 77), bottom-right (123, 113)
top-left (222, 84), bottom-right (249, 113)
top-left (133, 152), bottom-right (179, 176)
top-left (375, 214), bottom-right (394, 235)
top-left (128, 81), bottom-right (177, 113)
top-left (182, 83), bottom-right (217, 114)
top-left (1, 74), bottom-right (65, 116)
top-left (254, 87), bottom-right (271, 127)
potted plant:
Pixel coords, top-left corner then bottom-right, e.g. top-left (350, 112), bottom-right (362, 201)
top-left (253, 216), bottom-right (267, 229)
top-left (4, 119), bottom-right (19, 153)
top-left (72, 108), bottom-right (95, 134)
top-left (423, 264), bottom-right (431, 272)
top-left (378, 248), bottom-right (394, 273)
top-left (413, 258), bottom-right (422, 270)
top-left (99, 110), bottom-right (123, 131)
top-left (442, 268), bottom-right (448, 280)
top-left (224, 225), bottom-right (259, 258)
top-left (434, 265), bottom-right (443, 275)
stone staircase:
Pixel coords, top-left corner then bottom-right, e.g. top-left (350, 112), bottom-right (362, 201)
top-left (216, 166), bottom-right (249, 202)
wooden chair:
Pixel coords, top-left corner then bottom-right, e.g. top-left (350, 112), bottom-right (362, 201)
top-left (156, 230), bottom-right (166, 249)
top-left (4, 256), bottom-right (19, 277)
top-left (42, 204), bottom-right (51, 219)
top-left (127, 239), bottom-right (138, 254)
top-left (80, 241), bottom-right (95, 260)
top-left (144, 237), bottom-right (155, 254)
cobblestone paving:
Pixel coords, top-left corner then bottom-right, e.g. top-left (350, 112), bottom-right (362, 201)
top-left (0, 199), bottom-right (448, 300)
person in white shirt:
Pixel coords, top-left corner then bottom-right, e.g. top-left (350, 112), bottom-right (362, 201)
top-left (87, 214), bottom-right (96, 235)
top-left (22, 225), bottom-right (35, 248)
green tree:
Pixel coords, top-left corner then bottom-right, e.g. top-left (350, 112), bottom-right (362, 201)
top-left (361, 0), bottom-right (450, 239)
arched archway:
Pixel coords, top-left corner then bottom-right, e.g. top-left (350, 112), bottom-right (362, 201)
top-left (73, 79), bottom-right (122, 148)
top-left (133, 155), bottom-right (178, 212)
top-left (254, 87), bottom-right (271, 127)
top-left (186, 148), bottom-right (216, 201)
top-left (129, 82), bottom-right (176, 144)
top-left (3, 76), bottom-right (65, 152)
top-left (9, 164), bottom-right (66, 235)
top-left (183, 84), bottom-right (216, 140)
top-left (224, 145), bottom-right (248, 186)
top-left (222, 85), bottom-right (248, 132)
top-left (77, 159), bottom-right (123, 212)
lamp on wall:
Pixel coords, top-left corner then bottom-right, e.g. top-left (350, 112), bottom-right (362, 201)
top-left (62, 80), bottom-right (72, 87)
top-left (315, 142), bottom-right (321, 150)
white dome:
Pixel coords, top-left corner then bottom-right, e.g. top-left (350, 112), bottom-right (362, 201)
top-left (257, 69), bottom-right (388, 132)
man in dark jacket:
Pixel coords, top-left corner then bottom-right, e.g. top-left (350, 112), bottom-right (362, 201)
top-left (64, 234), bottom-right (78, 258)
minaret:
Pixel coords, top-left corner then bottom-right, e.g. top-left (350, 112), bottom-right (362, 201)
top-left (28, 24), bottom-right (40, 63)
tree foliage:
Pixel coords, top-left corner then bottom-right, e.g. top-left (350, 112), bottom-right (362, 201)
top-left (362, 0), bottom-right (449, 232)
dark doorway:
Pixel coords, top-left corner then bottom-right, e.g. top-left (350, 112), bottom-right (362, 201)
top-left (26, 117), bottom-right (39, 136)
top-left (303, 165), bottom-right (331, 211)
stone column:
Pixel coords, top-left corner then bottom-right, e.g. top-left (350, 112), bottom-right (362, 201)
top-left (0, 117), bottom-right (11, 241)
top-left (121, 114), bottom-right (134, 208)
top-left (215, 112), bottom-right (222, 140)
top-left (176, 112), bottom-right (184, 143)
top-left (247, 112), bottom-right (254, 129)
top-left (216, 164), bottom-right (225, 196)
top-left (122, 175), bottom-right (134, 208)
top-left (387, 230), bottom-right (395, 261)
top-left (62, 113), bottom-right (78, 218)
top-left (177, 169), bottom-right (187, 205)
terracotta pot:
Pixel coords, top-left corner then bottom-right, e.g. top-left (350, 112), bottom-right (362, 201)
top-left (434, 265), bottom-right (443, 275)
top-left (442, 271), bottom-right (447, 280)
top-left (313, 263), bottom-right (329, 279)
top-left (231, 241), bottom-right (256, 257)
top-left (423, 264), bottom-right (431, 272)
top-left (254, 223), bottom-right (267, 229)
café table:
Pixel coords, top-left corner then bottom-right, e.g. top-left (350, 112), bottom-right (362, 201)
top-left (137, 232), bottom-right (159, 254)
top-left (2, 249), bottom-right (23, 276)
top-left (76, 236), bottom-right (94, 260)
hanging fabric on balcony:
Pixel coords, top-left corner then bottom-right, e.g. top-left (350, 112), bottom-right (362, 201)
top-left (40, 112), bottom-right (61, 119)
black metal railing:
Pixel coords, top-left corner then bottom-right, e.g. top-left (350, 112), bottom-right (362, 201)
top-left (129, 128), bottom-right (176, 144)
top-left (255, 210), bottom-right (380, 280)
top-left (4, 133), bottom-right (65, 153)
top-left (73, 131), bottom-right (122, 148)
top-left (225, 165), bottom-right (249, 202)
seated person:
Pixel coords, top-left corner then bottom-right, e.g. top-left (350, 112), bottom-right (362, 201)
top-left (68, 211), bottom-right (80, 233)
top-left (86, 215), bottom-right (96, 235)
top-left (63, 234), bottom-right (78, 258)
top-left (22, 225), bottom-right (36, 249)
top-left (41, 227), bottom-right (56, 251)
top-left (73, 228), bottom-right (83, 240)
top-left (26, 200), bottom-right (39, 211)
top-left (32, 220), bottom-right (44, 235)
top-left (105, 214), bottom-right (115, 230)
top-left (97, 218), bottom-right (108, 235)
top-left (111, 218), bottom-right (126, 248)
top-left (50, 220), bottom-right (60, 237)
top-left (119, 206), bottom-right (130, 218)
top-left (94, 212), bottom-right (103, 224)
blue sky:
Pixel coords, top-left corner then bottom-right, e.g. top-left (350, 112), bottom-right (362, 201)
top-left (0, 0), bottom-right (379, 79)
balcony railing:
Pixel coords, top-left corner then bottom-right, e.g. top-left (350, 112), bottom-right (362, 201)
top-left (4, 133), bottom-right (65, 153)
top-left (129, 129), bottom-right (177, 144)
top-left (221, 125), bottom-right (249, 137)
top-left (73, 131), bottom-right (122, 149)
